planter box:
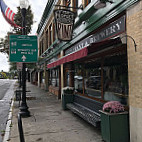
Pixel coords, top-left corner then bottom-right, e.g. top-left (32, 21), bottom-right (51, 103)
top-left (100, 111), bottom-right (129, 142)
top-left (62, 94), bottom-right (73, 110)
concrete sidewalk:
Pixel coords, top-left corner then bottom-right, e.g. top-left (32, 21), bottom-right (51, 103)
top-left (9, 82), bottom-right (102, 142)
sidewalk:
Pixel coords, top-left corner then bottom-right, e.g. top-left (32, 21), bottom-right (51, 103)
top-left (9, 82), bottom-right (102, 142)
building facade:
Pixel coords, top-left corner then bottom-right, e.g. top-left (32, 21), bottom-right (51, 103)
top-left (36, 0), bottom-right (142, 141)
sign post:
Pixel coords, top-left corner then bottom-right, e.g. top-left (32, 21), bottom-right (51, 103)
top-left (9, 35), bottom-right (38, 62)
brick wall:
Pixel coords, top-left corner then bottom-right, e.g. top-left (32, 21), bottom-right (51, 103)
top-left (127, 1), bottom-right (142, 141)
top-left (127, 1), bottom-right (142, 108)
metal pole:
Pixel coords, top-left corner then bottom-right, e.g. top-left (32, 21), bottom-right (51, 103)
top-left (18, 113), bottom-right (25, 142)
top-left (19, 8), bottom-right (30, 117)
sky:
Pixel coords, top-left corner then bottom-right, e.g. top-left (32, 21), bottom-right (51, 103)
top-left (0, 0), bottom-right (47, 72)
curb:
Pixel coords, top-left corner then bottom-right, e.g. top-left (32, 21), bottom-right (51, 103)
top-left (2, 99), bottom-right (14, 142)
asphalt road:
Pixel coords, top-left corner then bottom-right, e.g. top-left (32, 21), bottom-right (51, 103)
top-left (0, 79), bottom-right (16, 142)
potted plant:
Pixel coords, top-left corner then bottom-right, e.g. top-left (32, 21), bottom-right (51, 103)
top-left (100, 101), bottom-right (129, 142)
top-left (62, 86), bottom-right (74, 110)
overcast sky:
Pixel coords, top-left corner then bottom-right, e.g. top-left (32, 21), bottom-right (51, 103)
top-left (0, 0), bottom-right (47, 72)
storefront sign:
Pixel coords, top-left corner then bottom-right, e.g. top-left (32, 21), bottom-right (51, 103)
top-left (65, 15), bottom-right (126, 55)
top-left (54, 9), bottom-right (75, 41)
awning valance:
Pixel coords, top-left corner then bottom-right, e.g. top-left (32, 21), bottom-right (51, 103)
top-left (47, 37), bottom-right (122, 69)
top-left (47, 47), bottom-right (88, 69)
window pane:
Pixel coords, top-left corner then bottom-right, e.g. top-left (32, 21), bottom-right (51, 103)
top-left (103, 55), bottom-right (128, 105)
top-left (85, 64), bottom-right (102, 98)
top-left (74, 65), bottom-right (83, 94)
top-left (50, 68), bottom-right (59, 87)
top-left (77, 0), bottom-right (82, 15)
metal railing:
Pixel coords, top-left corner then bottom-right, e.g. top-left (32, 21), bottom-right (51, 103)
top-left (18, 113), bottom-right (25, 142)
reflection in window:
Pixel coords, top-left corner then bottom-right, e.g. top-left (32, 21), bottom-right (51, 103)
top-left (74, 53), bottom-right (128, 105)
top-left (49, 24), bottom-right (52, 46)
top-left (50, 68), bottom-right (59, 87)
top-left (103, 64), bottom-right (128, 105)
top-left (74, 65), bottom-right (83, 93)
top-left (77, 0), bottom-right (82, 15)
top-left (46, 30), bottom-right (48, 49)
top-left (85, 67), bottom-right (102, 98)
top-left (65, 0), bottom-right (71, 7)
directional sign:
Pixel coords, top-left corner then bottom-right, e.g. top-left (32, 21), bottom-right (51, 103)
top-left (9, 35), bottom-right (38, 62)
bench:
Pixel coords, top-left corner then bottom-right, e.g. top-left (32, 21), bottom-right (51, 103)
top-left (66, 94), bottom-right (104, 127)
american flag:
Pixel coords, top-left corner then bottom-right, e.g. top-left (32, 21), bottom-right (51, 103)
top-left (0, 0), bottom-right (21, 28)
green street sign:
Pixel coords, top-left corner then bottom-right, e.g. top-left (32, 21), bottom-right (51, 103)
top-left (9, 35), bottom-right (38, 62)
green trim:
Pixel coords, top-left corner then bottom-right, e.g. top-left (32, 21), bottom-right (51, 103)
top-left (41, 0), bottom-right (140, 61)
top-left (37, 1), bottom-right (54, 34)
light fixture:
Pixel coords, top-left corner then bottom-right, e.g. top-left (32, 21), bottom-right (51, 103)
top-left (94, 0), bottom-right (113, 10)
top-left (19, 0), bottom-right (29, 9)
top-left (121, 34), bottom-right (137, 52)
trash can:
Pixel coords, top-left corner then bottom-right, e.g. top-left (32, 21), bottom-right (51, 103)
top-left (62, 94), bottom-right (74, 110)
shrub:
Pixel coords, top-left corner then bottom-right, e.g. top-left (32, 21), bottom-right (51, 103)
top-left (62, 86), bottom-right (74, 94)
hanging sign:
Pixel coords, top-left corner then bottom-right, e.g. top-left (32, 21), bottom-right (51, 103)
top-left (54, 9), bottom-right (75, 41)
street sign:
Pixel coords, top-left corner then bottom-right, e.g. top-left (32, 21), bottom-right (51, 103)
top-left (9, 35), bottom-right (38, 62)
top-left (17, 62), bottom-right (23, 71)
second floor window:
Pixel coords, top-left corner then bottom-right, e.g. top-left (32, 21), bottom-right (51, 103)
top-left (65, 0), bottom-right (71, 7)
top-left (46, 30), bottom-right (48, 49)
top-left (77, 0), bottom-right (82, 15)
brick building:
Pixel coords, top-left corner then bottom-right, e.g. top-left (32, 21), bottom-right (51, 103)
top-left (33, 0), bottom-right (142, 141)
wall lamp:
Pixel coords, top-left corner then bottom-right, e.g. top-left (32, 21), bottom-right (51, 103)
top-left (121, 34), bottom-right (137, 52)
top-left (94, 0), bottom-right (113, 9)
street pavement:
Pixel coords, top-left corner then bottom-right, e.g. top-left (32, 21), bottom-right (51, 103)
top-left (8, 82), bottom-right (102, 142)
top-left (0, 80), bottom-right (16, 142)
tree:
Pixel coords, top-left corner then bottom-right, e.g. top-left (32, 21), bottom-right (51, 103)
top-left (0, 5), bottom-right (34, 71)
top-left (13, 6), bottom-right (33, 35)
top-left (0, 33), bottom-right (12, 54)
top-left (0, 5), bottom-right (34, 54)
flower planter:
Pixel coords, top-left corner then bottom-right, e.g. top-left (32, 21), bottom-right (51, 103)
top-left (62, 93), bottom-right (74, 110)
top-left (100, 111), bottom-right (129, 142)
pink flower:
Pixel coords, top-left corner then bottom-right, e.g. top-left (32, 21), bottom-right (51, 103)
top-left (103, 101), bottom-right (125, 113)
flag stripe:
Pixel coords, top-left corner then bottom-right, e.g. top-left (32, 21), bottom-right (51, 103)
top-left (11, 12), bottom-right (15, 21)
top-left (8, 10), bottom-right (12, 19)
top-left (0, 0), bottom-right (22, 28)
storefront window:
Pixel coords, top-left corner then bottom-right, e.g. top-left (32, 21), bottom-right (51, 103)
top-left (74, 64), bottom-right (83, 93)
top-left (50, 68), bottom-right (59, 87)
top-left (74, 53), bottom-right (128, 105)
top-left (103, 64), bottom-right (128, 105)
top-left (84, 63), bottom-right (102, 98)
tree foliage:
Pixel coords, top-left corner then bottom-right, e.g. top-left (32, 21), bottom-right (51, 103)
top-left (13, 6), bottom-right (33, 35)
top-left (0, 5), bottom-right (34, 71)
top-left (0, 5), bottom-right (34, 54)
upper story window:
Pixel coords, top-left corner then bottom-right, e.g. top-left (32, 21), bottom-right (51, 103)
top-left (53, 23), bottom-right (56, 42)
top-left (39, 39), bottom-right (44, 56)
top-left (65, 0), bottom-right (71, 7)
top-left (46, 30), bottom-right (48, 50)
top-left (49, 24), bottom-right (52, 46)
top-left (82, 0), bottom-right (93, 8)
top-left (77, 0), bottom-right (82, 15)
